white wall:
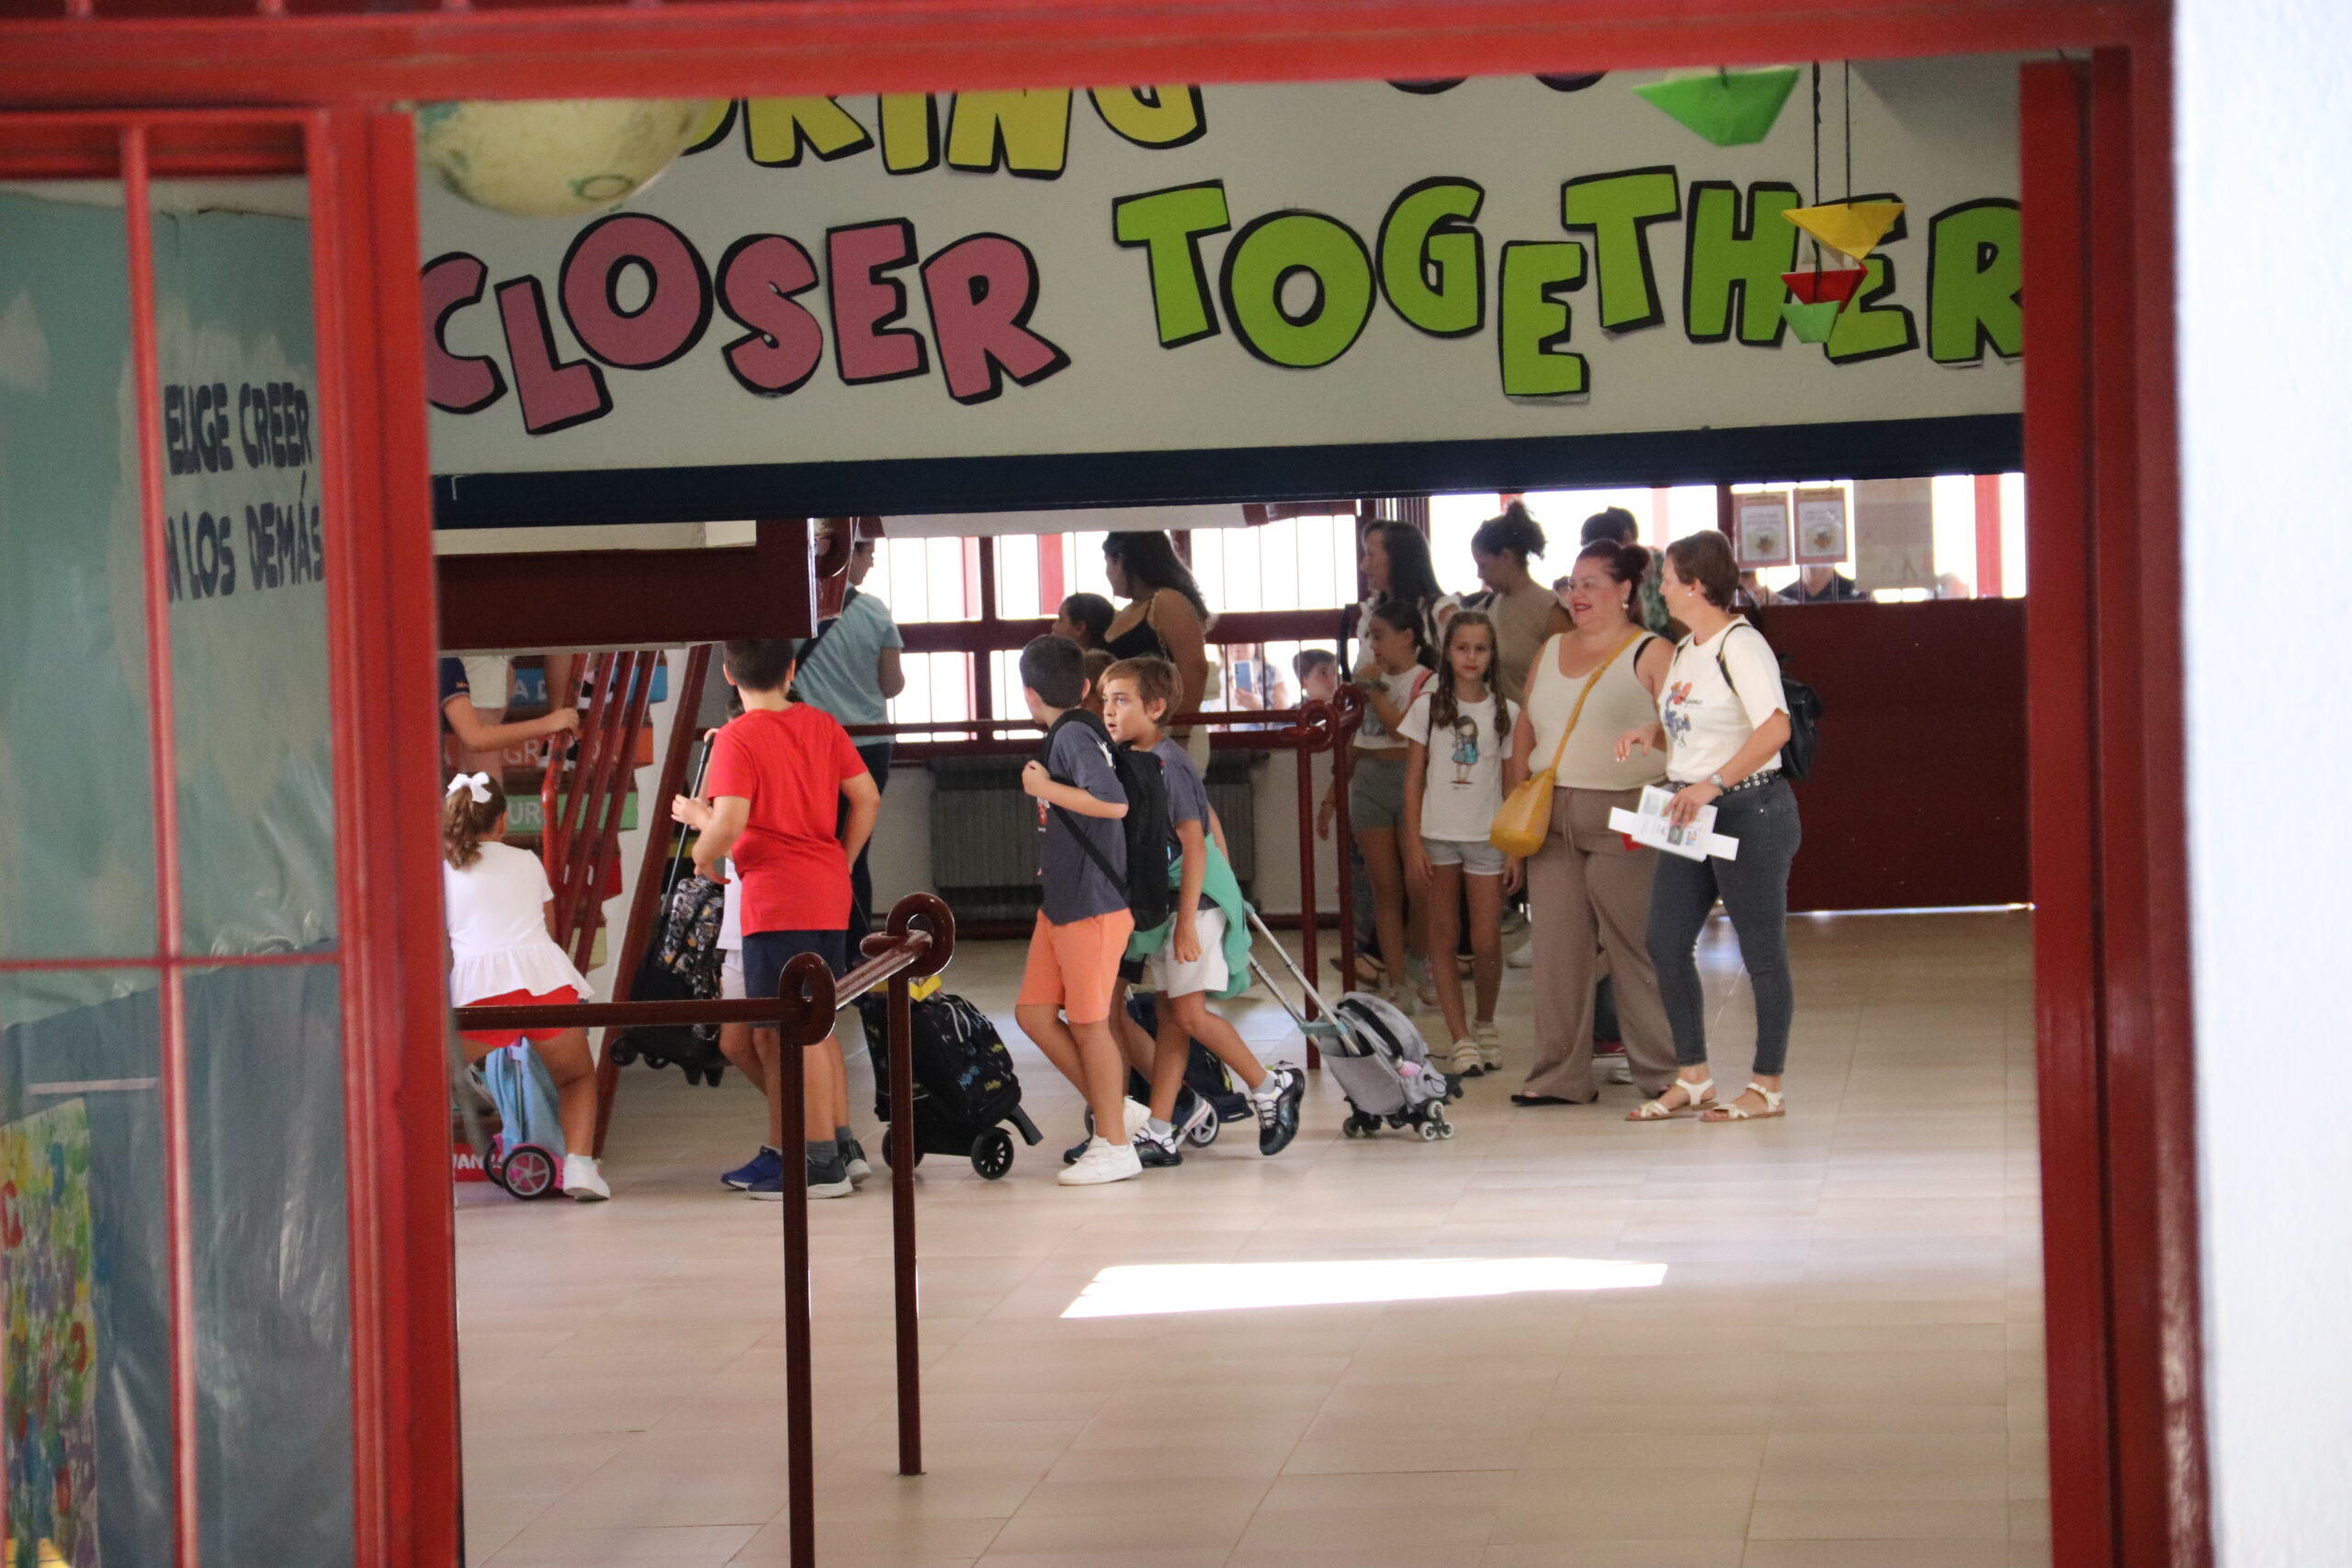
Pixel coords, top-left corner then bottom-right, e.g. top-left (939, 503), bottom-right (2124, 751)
top-left (2178, 5), bottom-right (2352, 1562)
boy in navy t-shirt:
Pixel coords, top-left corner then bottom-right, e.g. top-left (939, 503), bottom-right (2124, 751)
top-left (1013, 636), bottom-right (1145, 1188)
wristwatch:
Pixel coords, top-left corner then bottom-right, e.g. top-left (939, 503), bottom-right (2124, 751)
top-left (1707, 771), bottom-right (1729, 792)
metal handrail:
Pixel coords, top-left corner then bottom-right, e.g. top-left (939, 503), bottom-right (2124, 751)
top-left (454, 891), bottom-right (956, 1568)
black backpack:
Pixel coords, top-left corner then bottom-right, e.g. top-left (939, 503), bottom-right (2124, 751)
top-left (1718, 623), bottom-right (1824, 782)
top-left (1044, 709), bottom-right (1175, 932)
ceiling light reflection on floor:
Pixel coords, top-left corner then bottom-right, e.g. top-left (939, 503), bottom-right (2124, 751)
top-left (1061, 1257), bottom-right (1667, 1319)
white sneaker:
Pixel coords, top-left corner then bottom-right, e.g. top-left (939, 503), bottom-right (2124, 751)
top-left (1475, 1021), bottom-right (1502, 1072)
top-left (561, 1154), bottom-right (610, 1201)
top-left (1123, 1098), bottom-right (1153, 1140)
top-left (1446, 1039), bottom-right (1483, 1076)
top-left (1506, 941), bottom-right (1533, 970)
top-left (1057, 1136), bottom-right (1144, 1187)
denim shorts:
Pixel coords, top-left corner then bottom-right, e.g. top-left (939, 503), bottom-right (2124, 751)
top-left (1422, 836), bottom-right (1506, 876)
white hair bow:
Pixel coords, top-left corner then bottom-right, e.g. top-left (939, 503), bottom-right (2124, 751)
top-left (447, 772), bottom-right (492, 804)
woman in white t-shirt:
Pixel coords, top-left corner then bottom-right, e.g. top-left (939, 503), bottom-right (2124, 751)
top-left (1401, 610), bottom-right (1519, 1075)
top-left (443, 773), bottom-right (607, 1199)
top-left (1614, 531), bottom-right (1803, 1123)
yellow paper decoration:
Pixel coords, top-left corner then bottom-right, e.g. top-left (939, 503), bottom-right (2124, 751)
top-left (1783, 200), bottom-right (1906, 263)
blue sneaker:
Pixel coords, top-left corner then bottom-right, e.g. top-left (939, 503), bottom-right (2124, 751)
top-left (748, 1157), bottom-right (854, 1201)
top-left (722, 1145), bottom-right (783, 1190)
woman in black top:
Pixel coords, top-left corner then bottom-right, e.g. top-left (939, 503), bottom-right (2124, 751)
top-left (1102, 531), bottom-right (1215, 763)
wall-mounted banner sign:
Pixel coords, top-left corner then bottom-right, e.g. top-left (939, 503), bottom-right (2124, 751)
top-left (423, 61), bottom-right (2023, 523)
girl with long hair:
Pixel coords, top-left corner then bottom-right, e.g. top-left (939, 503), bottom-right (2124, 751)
top-left (1468, 502), bottom-right (1558, 705)
top-left (1401, 610), bottom-right (1520, 1074)
top-left (1318, 595), bottom-right (1438, 1015)
top-left (442, 773), bottom-right (607, 1199)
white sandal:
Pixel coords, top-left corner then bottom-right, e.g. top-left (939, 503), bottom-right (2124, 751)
top-left (1627, 1077), bottom-right (1713, 1121)
top-left (1702, 1083), bottom-right (1786, 1122)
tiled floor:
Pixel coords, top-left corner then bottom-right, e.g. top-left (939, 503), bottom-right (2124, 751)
top-left (457, 908), bottom-right (2048, 1568)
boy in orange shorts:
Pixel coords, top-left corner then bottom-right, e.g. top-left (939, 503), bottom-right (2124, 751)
top-left (1014, 636), bottom-right (1145, 1187)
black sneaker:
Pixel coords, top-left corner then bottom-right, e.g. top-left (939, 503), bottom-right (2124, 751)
top-left (1255, 1066), bottom-right (1305, 1156)
top-left (1134, 1125), bottom-right (1184, 1168)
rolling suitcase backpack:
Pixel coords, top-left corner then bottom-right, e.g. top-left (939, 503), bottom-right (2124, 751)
top-left (855, 990), bottom-right (1045, 1179)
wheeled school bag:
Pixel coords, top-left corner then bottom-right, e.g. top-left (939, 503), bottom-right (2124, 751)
top-left (608, 739), bottom-right (732, 1085)
top-left (1242, 909), bottom-right (1453, 1142)
top-left (1123, 991), bottom-right (1252, 1147)
top-left (854, 990), bottom-right (1045, 1179)
top-left (479, 1043), bottom-right (570, 1199)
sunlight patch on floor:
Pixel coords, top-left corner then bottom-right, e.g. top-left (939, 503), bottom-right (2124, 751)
top-left (1062, 1256), bottom-right (1668, 1318)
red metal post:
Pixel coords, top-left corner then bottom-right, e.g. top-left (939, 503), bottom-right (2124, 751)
top-left (1294, 720), bottom-right (1319, 1019)
top-left (591, 644), bottom-right (711, 1155)
top-left (1330, 687), bottom-right (1361, 996)
top-left (2020, 59), bottom-right (2116, 1568)
top-left (120, 121), bottom-right (202, 1568)
top-left (1973, 473), bottom-right (2005, 596)
top-left (880, 892), bottom-right (953, 1479)
top-left (888, 964), bottom-right (923, 1477)
top-left (775, 953), bottom-right (822, 1568)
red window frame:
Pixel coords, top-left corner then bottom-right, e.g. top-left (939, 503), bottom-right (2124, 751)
top-left (0, 6), bottom-right (2194, 1568)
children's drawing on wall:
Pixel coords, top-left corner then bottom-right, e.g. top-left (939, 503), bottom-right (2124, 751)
top-left (1, 1100), bottom-right (99, 1568)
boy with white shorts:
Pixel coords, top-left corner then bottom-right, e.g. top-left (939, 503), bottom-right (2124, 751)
top-left (1100, 656), bottom-right (1305, 1166)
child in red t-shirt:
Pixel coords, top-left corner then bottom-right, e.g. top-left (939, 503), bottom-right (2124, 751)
top-left (674, 639), bottom-right (881, 1200)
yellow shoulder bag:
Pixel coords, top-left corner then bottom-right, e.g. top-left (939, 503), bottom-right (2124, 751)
top-left (1487, 630), bottom-right (1643, 857)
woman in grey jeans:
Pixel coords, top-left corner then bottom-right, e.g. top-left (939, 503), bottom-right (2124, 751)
top-left (1614, 530), bottom-right (1801, 1122)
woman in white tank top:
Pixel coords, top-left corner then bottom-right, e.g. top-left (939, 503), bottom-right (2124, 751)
top-left (1501, 541), bottom-right (1681, 1107)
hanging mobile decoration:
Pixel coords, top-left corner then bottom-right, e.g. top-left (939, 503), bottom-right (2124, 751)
top-left (1780, 62), bottom-right (1852, 344)
top-left (1784, 59), bottom-right (1905, 267)
top-left (1634, 64), bottom-right (1801, 147)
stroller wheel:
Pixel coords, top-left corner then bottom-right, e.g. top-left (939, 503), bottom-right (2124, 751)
top-left (1341, 1117), bottom-right (1368, 1139)
top-left (1417, 1121), bottom-right (1443, 1142)
top-left (705, 1066), bottom-right (727, 1088)
top-left (881, 1125), bottom-right (926, 1171)
top-left (970, 1128), bottom-right (1015, 1180)
top-left (1188, 1110), bottom-right (1221, 1148)
top-left (500, 1143), bottom-right (560, 1199)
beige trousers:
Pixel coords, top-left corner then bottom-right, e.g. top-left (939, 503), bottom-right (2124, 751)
top-left (1521, 785), bottom-right (1679, 1100)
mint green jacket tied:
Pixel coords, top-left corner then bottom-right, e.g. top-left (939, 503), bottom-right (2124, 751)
top-left (1126, 837), bottom-right (1255, 1002)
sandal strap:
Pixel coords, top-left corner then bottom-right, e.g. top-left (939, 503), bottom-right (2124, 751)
top-left (1633, 1077), bottom-right (1713, 1119)
top-left (1713, 1083), bottom-right (1783, 1120)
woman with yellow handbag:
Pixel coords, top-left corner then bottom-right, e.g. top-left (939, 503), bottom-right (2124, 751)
top-left (1496, 541), bottom-right (1679, 1108)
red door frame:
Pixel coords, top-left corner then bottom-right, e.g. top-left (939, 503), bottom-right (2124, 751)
top-left (0, 5), bottom-right (2195, 1567)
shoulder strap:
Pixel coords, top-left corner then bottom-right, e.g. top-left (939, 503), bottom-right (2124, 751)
top-left (1714, 621), bottom-right (1768, 698)
top-left (1535, 629), bottom-right (1644, 776)
top-left (1049, 802), bottom-right (1125, 886)
top-left (1044, 711), bottom-right (1128, 887)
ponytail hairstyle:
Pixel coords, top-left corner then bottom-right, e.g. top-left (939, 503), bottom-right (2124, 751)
top-left (442, 773), bottom-right (509, 871)
top-left (1366, 594), bottom-right (1435, 672)
top-left (1574, 538), bottom-right (1651, 618)
top-left (1428, 608), bottom-right (1513, 750)
top-left (1470, 501), bottom-right (1546, 569)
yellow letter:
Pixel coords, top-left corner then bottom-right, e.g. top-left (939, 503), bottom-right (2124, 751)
top-left (742, 97), bottom-right (874, 167)
top-left (945, 90), bottom-right (1072, 178)
top-left (878, 95), bottom-right (939, 175)
top-left (1090, 87), bottom-right (1205, 149)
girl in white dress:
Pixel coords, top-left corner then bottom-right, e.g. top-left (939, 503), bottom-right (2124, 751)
top-left (443, 772), bottom-right (608, 1200)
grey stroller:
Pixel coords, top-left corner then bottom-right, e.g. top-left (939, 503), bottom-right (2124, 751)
top-left (1244, 910), bottom-right (1455, 1142)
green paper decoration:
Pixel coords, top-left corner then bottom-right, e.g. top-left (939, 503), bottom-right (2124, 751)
top-left (1781, 300), bottom-right (1842, 344)
top-left (1633, 67), bottom-right (1803, 147)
